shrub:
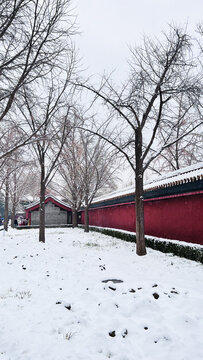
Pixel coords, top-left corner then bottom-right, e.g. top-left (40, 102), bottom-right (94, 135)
top-left (79, 225), bottom-right (203, 264)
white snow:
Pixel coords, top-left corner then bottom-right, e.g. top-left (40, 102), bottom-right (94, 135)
top-left (0, 227), bottom-right (203, 360)
top-left (87, 225), bottom-right (203, 249)
top-left (144, 162), bottom-right (203, 191)
top-left (93, 162), bottom-right (203, 204)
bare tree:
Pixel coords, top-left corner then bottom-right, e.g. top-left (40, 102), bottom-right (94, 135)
top-left (79, 130), bottom-right (117, 232)
top-left (151, 94), bottom-right (203, 172)
top-left (0, 192), bottom-right (4, 220)
top-left (0, 0), bottom-right (78, 184)
top-left (21, 168), bottom-right (41, 203)
top-left (9, 157), bottom-right (38, 227)
top-left (0, 126), bottom-right (29, 229)
top-left (197, 23), bottom-right (203, 54)
top-left (18, 73), bottom-right (77, 242)
top-left (54, 127), bottom-right (117, 232)
top-left (77, 26), bottom-right (203, 255)
top-left (56, 129), bottom-right (84, 228)
top-left (0, 0), bottom-right (76, 123)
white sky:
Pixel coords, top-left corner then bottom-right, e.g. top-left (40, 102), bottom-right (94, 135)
top-left (75, 0), bottom-right (202, 80)
top-left (74, 0), bottom-right (202, 187)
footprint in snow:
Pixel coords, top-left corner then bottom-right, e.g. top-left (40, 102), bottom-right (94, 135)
top-left (109, 329), bottom-right (128, 338)
top-left (122, 329), bottom-right (128, 338)
top-left (108, 286), bottom-right (116, 291)
top-left (99, 265), bottom-right (106, 271)
top-left (171, 290), bottom-right (179, 294)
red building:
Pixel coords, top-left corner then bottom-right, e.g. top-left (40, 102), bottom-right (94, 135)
top-left (25, 195), bottom-right (72, 226)
top-left (81, 163), bottom-right (203, 245)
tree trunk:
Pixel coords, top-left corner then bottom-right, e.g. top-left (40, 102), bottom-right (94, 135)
top-left (11, 205), bottom-right (16, 228)
top-left (135, 128), bottom-right (146, 256)
top-left (84, 196), bottom-right (89, 232)
top-left (11, 192), bottom-right (16, 228)
top-left (39, 161), bottom-right (46, 242)
top-left (11, 157), bottom-right (17, 228)
top-left (4, 179), bottom-right (9, 231)
top-left (72, 208), bottom-right (78, 228)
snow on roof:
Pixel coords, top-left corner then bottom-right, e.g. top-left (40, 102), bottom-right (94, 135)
top-left (93, 162), bottom-right (203, 204)
top-left (145, 161), bottom-right (203, 191)
top-left (93, 185), bottom-right (135, 204)
top-left (25, 195), bottom-right (71, 210)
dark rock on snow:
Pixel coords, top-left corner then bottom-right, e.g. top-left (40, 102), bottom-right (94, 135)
top-left (152, 292), bottom-right (159, 299)
top-left (102, 279), bottom-right (123, 284)
top-left (109, 330), bottom-right (116, 337)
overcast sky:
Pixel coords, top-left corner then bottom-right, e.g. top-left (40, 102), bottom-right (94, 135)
top-left (74, 0), bottom-right (202, 185)
top-left (75, 0), bottom-right (202, 80)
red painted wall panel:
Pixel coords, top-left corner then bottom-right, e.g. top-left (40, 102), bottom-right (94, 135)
top-left (85, 203), bottom-right (136, 232)
top-left (144, 194), bottom-right (203, 244)
top-left (81, 193), bottom-right (203, 245)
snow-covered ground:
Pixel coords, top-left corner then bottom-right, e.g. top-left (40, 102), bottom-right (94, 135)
top-left (0, 228), bottom-right (203, 360)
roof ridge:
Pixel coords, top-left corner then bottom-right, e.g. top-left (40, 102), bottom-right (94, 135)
top-left (93, 162), bottom-right (203, 203)
top-left (25, 194), bottom-right (71, 209)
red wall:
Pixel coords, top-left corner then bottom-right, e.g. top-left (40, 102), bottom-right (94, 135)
top-left (85, 202), bottom-right (136, 232)
top-left (81, 192), bottom-right (203, 245)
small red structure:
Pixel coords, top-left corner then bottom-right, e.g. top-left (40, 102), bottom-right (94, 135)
top-left (25, 195), bottom-right (72, 226)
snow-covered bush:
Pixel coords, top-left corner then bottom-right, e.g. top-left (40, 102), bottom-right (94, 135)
top-left (82, 226), bottom-right (203, 264)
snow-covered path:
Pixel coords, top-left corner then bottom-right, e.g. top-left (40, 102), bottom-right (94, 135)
top-left (0, 228), bottom-right (203, 360)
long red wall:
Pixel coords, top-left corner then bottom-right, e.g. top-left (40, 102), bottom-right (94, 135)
top-left (81, 192), bottom-right (203, 245)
